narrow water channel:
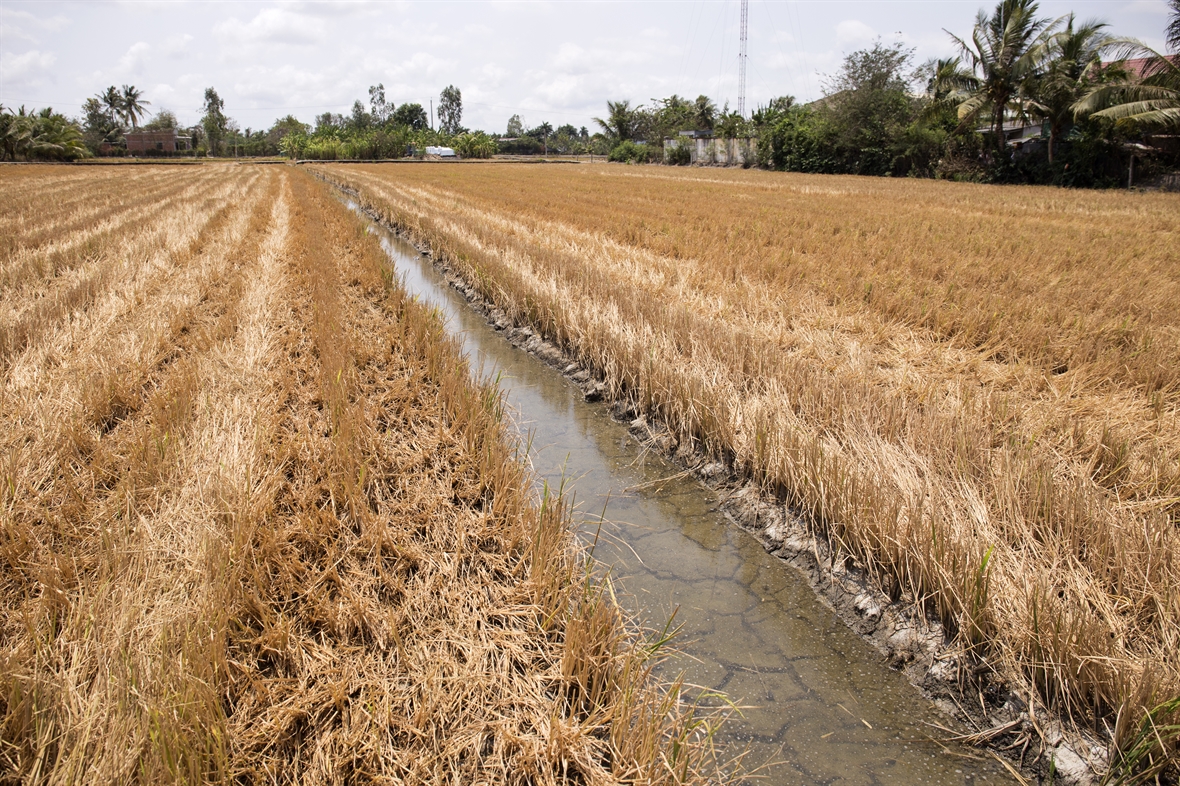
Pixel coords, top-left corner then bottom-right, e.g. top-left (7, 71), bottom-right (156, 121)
top-left (352, 203), bottom-right (1004, 785)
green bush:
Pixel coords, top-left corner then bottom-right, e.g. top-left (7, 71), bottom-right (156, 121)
top-left (496, 136), bottom-right (544, 155)
top-left (608, 140), bottom-right (651, 164)
top-left (454, 132), bottom-right (497, 158)
top-left (665, 143), bottom-right (691, 166)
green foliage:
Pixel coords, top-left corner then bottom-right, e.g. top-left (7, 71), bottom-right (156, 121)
top-left (821, 40), bottom-right (922, 176)
top-left (949, 0), bottom-right (1051, 151)
top-left (691, 95), bottom-right (717, 132)
top-left (1080, 48), bottom-right (1180, 130)
top-left (368, 83), bottom-right (391, 124)
top-left (715, 107), bottom-right (749, 139)
top-left (0, 105), bottom-right (89, 161)
top-left (1102, 697), bottom-right (1180, 786)
top-left (750, 96), bottom-right (795, 127)
top-left (665, 142), bottom-right (691, 165)
top-left (497, 136), bottom-right (545, 155)
top-left (82, 97), bottom-right (122, 153)
top-left (120, 85), bottom-right (151, 129)
top-left (1168, 0), bottom-right (1180, 53)
top-left (759, 107), bottom-right (839, 173)
top-left (453, 131), bottom-right (497, 159)
top-left (143, 110), bottom-right (178, 131)
top-left (202, 87), bottom-right (228, 157)
top-left (284, 126), bottom-right (414, 160)
top-left (393, 103), bottom-right (428, 131)
top-left (594, 100), bottom-right (640, 142)
top-left (608, 140), bottom-right (652, 164)
top-left (438, 85), bottom-right (463, 134)
top-left (1024, 17), bottom-right (1135, 163)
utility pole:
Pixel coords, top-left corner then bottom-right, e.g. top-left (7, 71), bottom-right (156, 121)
top-left (738, 0), bottom-right (748, 118)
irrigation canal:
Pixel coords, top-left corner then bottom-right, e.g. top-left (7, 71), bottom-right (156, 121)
top-left (350, 201), bottom-right (1005, 785)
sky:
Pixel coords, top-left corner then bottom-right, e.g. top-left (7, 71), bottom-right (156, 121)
top-left (1, 0), bottom-right (1173, 135)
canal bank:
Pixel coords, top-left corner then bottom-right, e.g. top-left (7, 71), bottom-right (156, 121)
top-left (342, 195), bottom-right (1014, 785)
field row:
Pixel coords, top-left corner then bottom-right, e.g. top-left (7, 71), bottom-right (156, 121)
top-left (0, 165), bottom-right (718, 783)
top-left (317, 162), bottom-right (1180, 739)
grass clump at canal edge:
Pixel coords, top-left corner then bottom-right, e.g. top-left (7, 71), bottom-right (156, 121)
top-left (0, 164), bottom-right (731, 783)
top-left (314, 162), bottom-right (1180, 779)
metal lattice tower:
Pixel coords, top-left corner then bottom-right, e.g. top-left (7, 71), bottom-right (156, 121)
top-left (738, 0), bottom-right (749, 118)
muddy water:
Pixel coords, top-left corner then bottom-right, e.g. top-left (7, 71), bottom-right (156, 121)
top-left (356, 207), bottom-right (1003, 784)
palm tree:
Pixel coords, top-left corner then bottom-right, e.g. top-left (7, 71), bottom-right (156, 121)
top-left (0, 105), bottom-right (33, 160)
top-left (946, 0), bottom-right (1053, 150)
top-left (594, 100), bottom-right (638, 141)
top-left (1073, 49), bottom-right (1180, 129)
top-left (692, 94), bottom-right (717, 132)
top-left (925, 57), bottom-right (979, 103)
top-left (0, 105), bottom-right (87, 161)
top-left (102, 86), bottom-right (124, 127)
top-left (30, 108), bottom-right (88, 160)
top-left (1167, 0), bottom-right (1180, 54)
top-left (1024, 16), bottom-right (1135, 163)
top-left (120, 85), bottom-right (151, 129)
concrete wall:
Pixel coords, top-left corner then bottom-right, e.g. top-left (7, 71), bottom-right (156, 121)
top-left (664, 137), bottom-right (755, 166)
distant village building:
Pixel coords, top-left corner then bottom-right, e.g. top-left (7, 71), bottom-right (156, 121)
top-left (125, 129), bottom-right (192, 154)
top-left (425, 145), bottom-right (457, 158)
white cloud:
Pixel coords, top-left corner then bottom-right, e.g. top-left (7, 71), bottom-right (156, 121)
top-left (836, 19), bottom-right (877, 46)
top-left (117, 41), bottom-right (152, 74)
top-left (551, 43), bottom-right (592, 75)
top-left (1127, 0), bottom-right (1171, 14)
top-left (477, 63), bottom-right (508, 89)
top-left (214, 8), bottom-right (324, 47)
top-left (1, 49), bottom-right (57, 85)
top-left (160, 34), bottom-right (194, 57)
top-left (0, 7), bottom-right (69, 40)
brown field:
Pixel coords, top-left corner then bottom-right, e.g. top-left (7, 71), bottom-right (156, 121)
top-left (0, 164), bottom-right (724, 784)
top-left (317, 162), bottom-right (1180, 757)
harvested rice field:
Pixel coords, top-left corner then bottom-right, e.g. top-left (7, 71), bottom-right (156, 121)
top-left (0, 163), bottom-right (722, 784)
top-left (317, 162), bottom-right (1180, 771)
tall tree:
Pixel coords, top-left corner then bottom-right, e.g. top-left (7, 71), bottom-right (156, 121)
top-left (350, 99), bottom-right (371, 131)
top-left (527, 121), bottom-right (553, 140)
top-left (438, 85), bottom-right (462, 134)
top-left (821, 40), bottom-right (919, 175)
top-left (1167, 0), bottom-right (1180, 53)
top-left (82, 96), bottom-right (122, 152)
top-left (1074, 47), bottom-right (1180, 129)
top-left (1024, 16), bottom-right (1132, 163)
top-left (393, 103), bottom-right (428, 130)
top-left (947, 0), bottom-right (1053, 150)
top-left (101, 86), bottom-right (124, 126)
top-left (143, 109), bottom-right (178, 131)
top-left (692, 95), bottom-right (717, 131)
top-left (506, 114), bottom-right (524, 136)
top-left (1071, 3), bottom-right (1180, 130)
top-left (368, 83), bottom-right (390, 123)
top-left (0, 105), bottom-right (87, 161)
top-left (593, 100), bottom-right (638, 141)
top-left (201, 87), bottom-right (228, 156)
top-left (120, 85), bottom-right (151, 129)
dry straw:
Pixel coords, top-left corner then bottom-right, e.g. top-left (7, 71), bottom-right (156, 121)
top-left (0, 165), bottom-right (728, 783)
top-left (316, 161), bottom-right (1179, 772)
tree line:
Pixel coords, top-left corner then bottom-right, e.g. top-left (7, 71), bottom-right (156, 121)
top-left (595, 0), bottom-right (1179, 186)
top-left (4, 0), bottom-right (1176, 185)
top-left (1, 82), bottom-right (496, 161)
